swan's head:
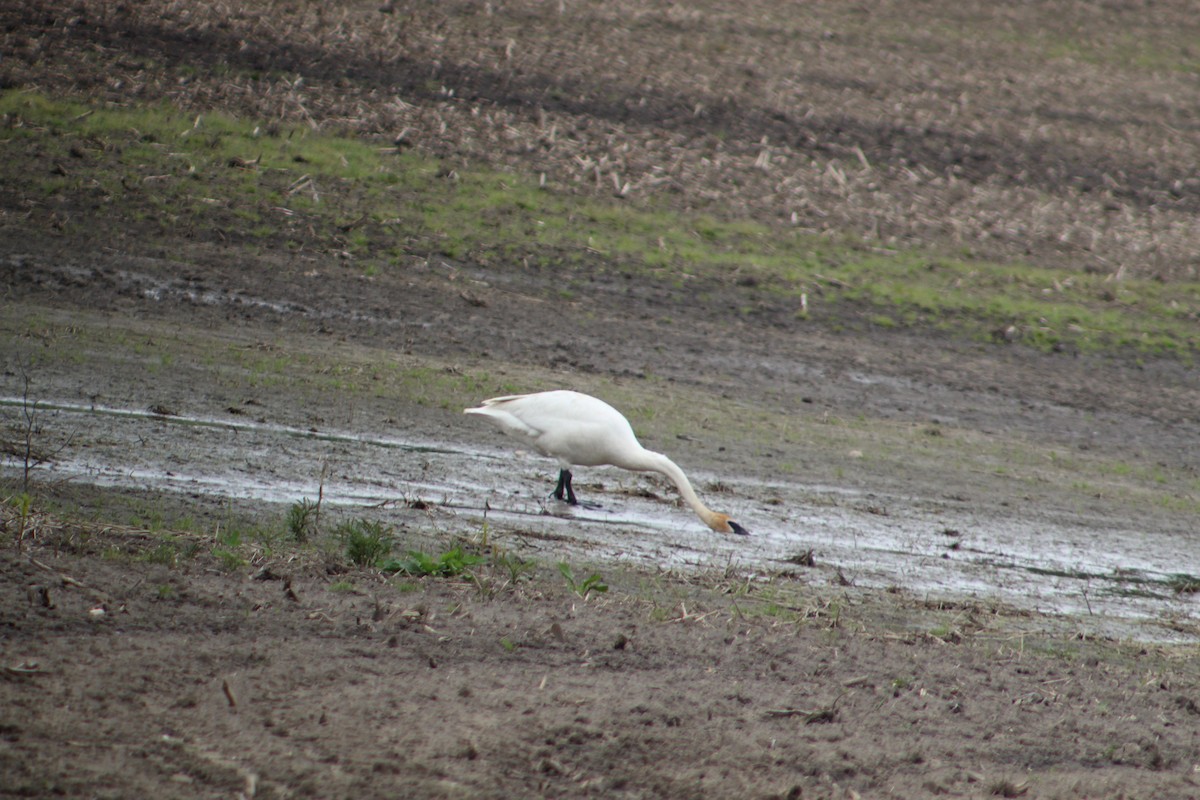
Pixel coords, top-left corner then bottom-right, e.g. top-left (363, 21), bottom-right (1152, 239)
top-left (709, 513), bottom-right (750, 536)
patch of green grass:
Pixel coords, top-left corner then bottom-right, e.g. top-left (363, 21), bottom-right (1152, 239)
top-left (831, 253), bottom-right (1200, 354)
top-left (927, 624), bottom-right (957, 640)
top-left (100, 546), bottom-right (130, 563)
top-left (212, 546), bottom-right (247, 571)
top-left (5, 91), bottom-right (1198, 357)
top-left (216, 527), bottom-right (242, 548)
top-left (914, 13), bottom-right (1199, 75)
top-left (1026, 29), bottom-right (1199, 74)
top-left (139, 542), bottom-right (180, 567)
top-left (731, 580), bottom-right (820, 624)
top-left (746, 601), bottom-right (800, 622)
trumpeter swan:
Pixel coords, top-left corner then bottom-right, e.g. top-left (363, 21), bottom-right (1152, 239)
top-left (464, 390), bottom-right (749, 535)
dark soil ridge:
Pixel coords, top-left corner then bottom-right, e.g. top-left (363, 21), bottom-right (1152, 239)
top-left (7, 0), bottom-right (1196, 216)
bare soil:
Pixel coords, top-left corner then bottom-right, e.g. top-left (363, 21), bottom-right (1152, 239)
top-left (3, 1), bottom-right (1200, 798)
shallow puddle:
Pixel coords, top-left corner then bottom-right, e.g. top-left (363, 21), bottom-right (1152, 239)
top-left (3, 397), bottom-right (1195, 643)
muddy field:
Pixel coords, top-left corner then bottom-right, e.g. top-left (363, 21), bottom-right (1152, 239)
top-left (3, 0), bottom-right (1200, 798)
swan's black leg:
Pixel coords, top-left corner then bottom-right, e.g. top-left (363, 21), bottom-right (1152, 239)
top-left (553, 469), bottom-right (579, 505)
top-left (553, 469), bottom-right (603, 509)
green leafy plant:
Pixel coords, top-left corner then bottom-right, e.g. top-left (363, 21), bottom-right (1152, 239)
top-left (286, 498), bottom-right (320, 543)
top-left (558, 562), bottom-right (609, 599)
top-left (337, 519), bottom-right (394, 567)
top-left (205, 524), bottom-right (248, 570)
top-left (383, 546), bottom-right (484, 577)
top-left (494, 551), bottom-right (538, 584)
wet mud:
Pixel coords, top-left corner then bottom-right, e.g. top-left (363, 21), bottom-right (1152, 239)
top-left (5, 395), bottom-right (1195, 643)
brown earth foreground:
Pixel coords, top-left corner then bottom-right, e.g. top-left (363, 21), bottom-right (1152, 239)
top-left (3, 1), bottom-right (1200, 798)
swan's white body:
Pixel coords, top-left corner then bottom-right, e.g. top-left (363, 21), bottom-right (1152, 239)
top-left (464, 390), bottom-right (747, 535)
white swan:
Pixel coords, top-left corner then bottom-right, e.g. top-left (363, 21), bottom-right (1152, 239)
top-left (464, 390), bottom-right (748, 535)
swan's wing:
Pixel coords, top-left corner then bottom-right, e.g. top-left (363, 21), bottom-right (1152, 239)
top-left (464, 395), bottom-right (547, 439)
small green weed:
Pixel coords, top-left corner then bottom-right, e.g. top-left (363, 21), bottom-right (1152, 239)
top-left (139, 542), bottom-right (179, 567)
top-left (7, 492), bottom-right (35, 548)
top-left (559, 562), bottom-right (609, 599)
top-left (337, 519), bottom-right (394, 567)
top-left (493, 550), bottom-right (538, 584)
top-left (383, 546), bottom-right (485, 577)
top-left (212, 547), bottom-right (247, 571)
top-left (286, 498), bottom-right (320, 543)
top-left (208, 522), bottom-right (253, 568)
top-left (101, 546), bottom-right (129, 563)
top-left (216, 527), bottom-right (242, 548)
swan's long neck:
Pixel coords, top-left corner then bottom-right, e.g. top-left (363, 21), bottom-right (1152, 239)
top-left (629, 450), bottom-right (722, 529)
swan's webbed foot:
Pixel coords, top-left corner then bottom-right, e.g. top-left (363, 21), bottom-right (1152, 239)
top-left (552, 469), bottom-right (604, 510)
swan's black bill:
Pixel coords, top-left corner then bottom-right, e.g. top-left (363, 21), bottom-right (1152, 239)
top-left (729, 521), bottom-right (750, 536)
